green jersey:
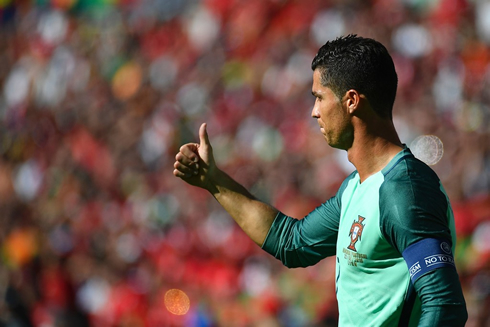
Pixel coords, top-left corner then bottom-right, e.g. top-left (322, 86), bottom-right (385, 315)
top-left (262, 148), bottom-right (466, 326)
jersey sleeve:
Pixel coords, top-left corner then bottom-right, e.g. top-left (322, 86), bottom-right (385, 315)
top-left (379, 162), bottom-right (452, 253)
top-left (261, 173), bottom-right (354, 268)
top-left (379, 155), bottom-right (467, 326)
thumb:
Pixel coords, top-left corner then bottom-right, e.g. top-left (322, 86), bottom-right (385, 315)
top-left (199, 123), bottom-right (210, 147)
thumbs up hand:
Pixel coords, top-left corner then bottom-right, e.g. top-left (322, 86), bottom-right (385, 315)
top-left (173, 123), bottom-right (216, 189)
top-left (174, 123), bottom-right (279, 246)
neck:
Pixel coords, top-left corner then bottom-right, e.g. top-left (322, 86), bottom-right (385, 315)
top-left (347, 117), bottom-right (403, 183)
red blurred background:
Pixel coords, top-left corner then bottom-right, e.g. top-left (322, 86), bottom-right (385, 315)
top-left (0, 0), bottom-right (489, 326)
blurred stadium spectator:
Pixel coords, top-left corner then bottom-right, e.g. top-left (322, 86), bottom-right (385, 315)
top-left (0, 0), bottom-right (489, 326)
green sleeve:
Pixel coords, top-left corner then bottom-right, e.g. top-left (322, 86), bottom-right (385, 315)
top-left (379, 162), bottom-right (451, 253)
top-left (379, 157), bottom-right (467, 326)
top-left (261, 173), bottom-right (354, 268)
top-left (414, 269), bottom-right (468, 326)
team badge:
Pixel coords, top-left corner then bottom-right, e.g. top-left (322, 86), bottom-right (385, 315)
top-left (348, 215), bottom-right (366, 252)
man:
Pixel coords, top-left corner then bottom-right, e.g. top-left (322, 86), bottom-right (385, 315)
top-left (173, 35), bottom-right (468, 326)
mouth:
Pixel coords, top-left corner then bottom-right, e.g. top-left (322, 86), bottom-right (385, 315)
top-left (317, 120), bottom-right (324, 132)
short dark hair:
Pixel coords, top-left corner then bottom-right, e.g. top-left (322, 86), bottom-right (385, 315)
top-left (311, 34), bottom-right (398, 118)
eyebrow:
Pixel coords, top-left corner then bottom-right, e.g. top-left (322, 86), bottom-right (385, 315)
top-left (311, 91), bottom-right (321, 97)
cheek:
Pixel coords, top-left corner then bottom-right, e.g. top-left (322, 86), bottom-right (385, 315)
top-left (319, 103), bottom-right (331, 120)
top-left (324, 107), bottom-right (339, 125)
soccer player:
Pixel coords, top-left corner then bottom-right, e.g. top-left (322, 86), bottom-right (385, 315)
top-left (173, 35), bottom-right (468, 326)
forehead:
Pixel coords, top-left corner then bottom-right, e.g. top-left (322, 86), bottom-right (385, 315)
top-left (312, 69), bottom-right (329, 93)
top-left (312, 69), bottom-right (322, 86)
top-left (313, 69), bottom-right (323, 90)
top-left (311, 69), bottom-right (341, 102)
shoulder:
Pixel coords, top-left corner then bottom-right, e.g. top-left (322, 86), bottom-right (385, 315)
top-left (379, 149), bottom-right (444, 208)
top-left (378, 149), bottom-right (451, 251)
top-left (309, 170), bottom-right (358, 224)
top-left (337, 170), bottom-right (358, 198)
top-left (324, 169), bottom-right (358, 209)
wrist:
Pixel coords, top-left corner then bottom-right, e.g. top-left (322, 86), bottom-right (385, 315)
top-left (204, 167), bottom-right (222, 195)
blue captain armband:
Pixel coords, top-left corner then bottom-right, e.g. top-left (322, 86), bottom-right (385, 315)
top-left (402, 238), bottom-right (456, 283)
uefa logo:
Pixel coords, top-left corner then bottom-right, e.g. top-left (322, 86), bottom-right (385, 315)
top-left (440, 242), bottom-right (451, 254)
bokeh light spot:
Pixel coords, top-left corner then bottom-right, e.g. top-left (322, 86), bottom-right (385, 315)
top-left (112, 62), bottom-right (143, 101)
top-left (410, 135), bottom-right (444, 166)
top-left (3, 229), bottom-right (37, 267)
top-left (164, 289), bottom-right (190, 315)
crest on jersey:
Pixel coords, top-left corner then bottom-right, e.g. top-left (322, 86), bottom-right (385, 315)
top-left (348, 215), bottom-right (366, 252)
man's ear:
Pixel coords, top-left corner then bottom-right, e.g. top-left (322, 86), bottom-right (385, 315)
top-left (344, 89), bottom-right (361, 114)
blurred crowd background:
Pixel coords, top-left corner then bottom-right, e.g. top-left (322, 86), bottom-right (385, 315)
top-left (0, 0), bottom-right (489, 326)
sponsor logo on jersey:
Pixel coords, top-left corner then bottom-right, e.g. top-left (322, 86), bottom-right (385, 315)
top-left (348, 215), bottom-right (365, 252)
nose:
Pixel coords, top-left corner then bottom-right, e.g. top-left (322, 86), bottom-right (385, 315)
top-left (311, 102), bottom-right (319, 118)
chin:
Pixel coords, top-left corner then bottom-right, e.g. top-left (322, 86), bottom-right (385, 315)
top-left (327, 139), bottom-right (348, 150)
top-left (325, 138), bottom-right (339, 149)
top-left (329, 143), bottom-right (345, 150)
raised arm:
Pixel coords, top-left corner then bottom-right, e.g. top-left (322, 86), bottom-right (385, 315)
top-left (172, 123), bottom-right (278, 246)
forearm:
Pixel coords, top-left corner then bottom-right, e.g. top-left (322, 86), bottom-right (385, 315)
top-left (173, 124), bottom-right (279, 246)
top-left (207, 168), bottom-right (279, 246)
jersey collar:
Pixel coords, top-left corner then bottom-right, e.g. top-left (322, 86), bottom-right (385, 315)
top-left (381, 145), bottom-right (413, 177)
